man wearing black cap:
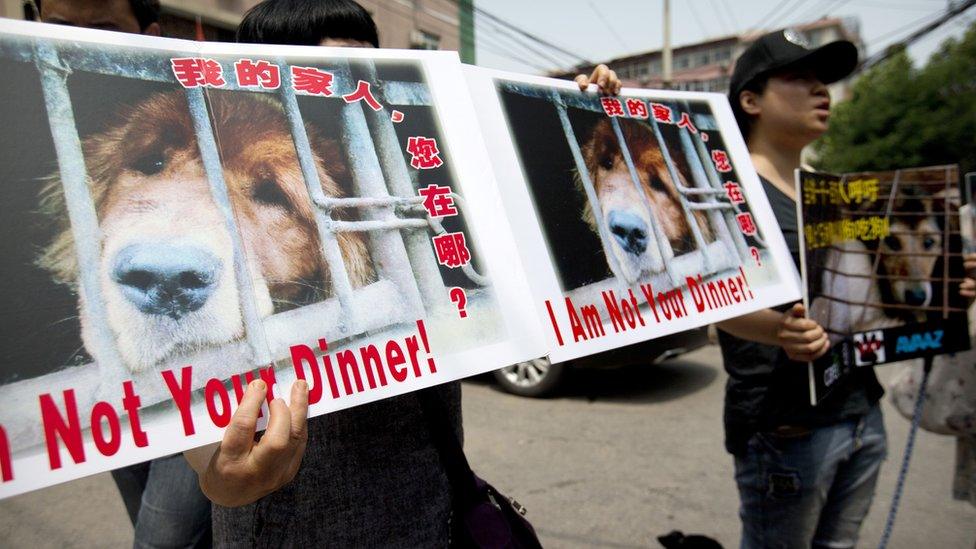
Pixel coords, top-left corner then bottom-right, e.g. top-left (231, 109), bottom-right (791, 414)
top-left (715, 30), bottom-right (887, 548)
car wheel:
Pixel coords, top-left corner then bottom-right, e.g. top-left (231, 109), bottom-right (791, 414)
top-left (493, 358), bottom-right (565, 397)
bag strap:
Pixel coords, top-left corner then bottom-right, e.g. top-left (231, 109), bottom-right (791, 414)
top-left (416, 387), bottom-right (480, 508)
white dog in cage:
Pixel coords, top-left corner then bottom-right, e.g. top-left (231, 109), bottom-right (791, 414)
top-left (810, 187), bottom-right (948, 341)
top-left (39, 91), bottom-right (373, 371)
top-left (578, 118), bottom-right (712, 284)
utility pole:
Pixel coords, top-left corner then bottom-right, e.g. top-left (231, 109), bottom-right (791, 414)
top-left (459, 0), bottom-right (476, 64)
top-left (662, 0), bottom-right (672, 89)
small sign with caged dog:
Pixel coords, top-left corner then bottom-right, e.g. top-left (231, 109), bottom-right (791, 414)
top-left (796, 167), bottom-right (973, 405)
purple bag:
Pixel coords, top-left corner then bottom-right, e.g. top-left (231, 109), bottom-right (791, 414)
top-left (456, 475), bottom-right (542, 549)
top-left (417, 389), bottom-right (542, 549)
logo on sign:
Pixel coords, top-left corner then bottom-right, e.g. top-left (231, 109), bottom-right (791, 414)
top-left (895, 330), bottom-right (944, 355)
top-left (853, 330), bottom-right (885, 366)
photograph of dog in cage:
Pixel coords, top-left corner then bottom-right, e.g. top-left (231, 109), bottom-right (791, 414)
top-left (804, 167), bottom-right (972, 369)
top-left (0, 37), bottom-right (502, 391)
top-left (494, 81), bottom-right (781, 298)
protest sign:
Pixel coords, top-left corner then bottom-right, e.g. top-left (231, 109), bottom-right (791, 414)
top-left (0, 20), bottom-right (545, 499)
top-left (797, 167), bottom-right (972, 404)
top-left (464, 68), bottom-right (802, 363)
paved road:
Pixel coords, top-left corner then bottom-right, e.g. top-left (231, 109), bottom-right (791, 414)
top-left (1, 345), bottom-right (973, 547)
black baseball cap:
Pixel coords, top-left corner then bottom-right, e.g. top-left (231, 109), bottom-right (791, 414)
top-left (729, 28), bottom-right (858, 103)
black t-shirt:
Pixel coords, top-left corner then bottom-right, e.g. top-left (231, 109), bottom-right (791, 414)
top-left (718, 176), bottom-right (884, 455)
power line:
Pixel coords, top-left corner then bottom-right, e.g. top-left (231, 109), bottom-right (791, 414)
top-left (749, 0), bottom-right (805, 34)
top-left (473, 19), bottom-right (556, 72)
top-left (459, 2), bottom-right (594, 65)
top-left (688, 0), bottom-right (714, 38)
top-left (588, 1), bottom-right (630, 51)
top-left (477, 15), bottom-right (578, 70)
top-left (859, 0), bottom-right (976, 71)
top-left (792, 0), bottom-right (851, 26)
top-left (708, 0), bottom-right (733, 34)
top-left (720, 0), bottom-right (741, 33)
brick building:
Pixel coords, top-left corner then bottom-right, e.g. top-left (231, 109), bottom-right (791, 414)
top-left (556, 17), bottom-right (863, 96)
top-left (1, 0), bottom-right (474, 60)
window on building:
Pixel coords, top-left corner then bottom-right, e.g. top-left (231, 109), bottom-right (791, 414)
top-left (675, 55), bottom-right (689, 69)
top-left (410, 29), bottom-right (440, 50)
top-left (697, 51), bottom-right (710, 66)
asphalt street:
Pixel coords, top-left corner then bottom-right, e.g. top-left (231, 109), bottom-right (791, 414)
top-left (1, 344), bottom-right (973, 548)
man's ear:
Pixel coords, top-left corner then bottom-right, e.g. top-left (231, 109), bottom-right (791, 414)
top-left (142, 22), bottom-right (161, 37)
top-left (739, 90), bottom-right (762, 116)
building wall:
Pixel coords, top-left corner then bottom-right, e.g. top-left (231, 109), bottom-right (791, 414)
top-left (560, 17), bottom-right (863, 96)
top-left (359, 0), bottom-right (460, 51)
top-left (2, 0), bottom-right (462, 51)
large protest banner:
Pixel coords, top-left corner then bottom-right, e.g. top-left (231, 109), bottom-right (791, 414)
top-left (464, 68), bottom-right (802, 363)
top-left (0, 21), bottom-right (546, 498)
top-left (797, 167), bottom-right (972, 404)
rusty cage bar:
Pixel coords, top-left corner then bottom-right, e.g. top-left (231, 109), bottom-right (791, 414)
top-left (0, 35), bottom-right (489, 449)
top-left (499, 83), bottom-right (753, 307)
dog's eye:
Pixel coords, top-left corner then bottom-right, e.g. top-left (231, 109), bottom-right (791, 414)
top-left (923, 237), bottom-right (937, 249)
top-left (599, 156), bottom-right (615, 170)
top-left (252, 177), bottom-right (290, 209)
top-left (883, 235), bottom-right (902, 251)
top-left (132, 151), bottom-right (166, 176)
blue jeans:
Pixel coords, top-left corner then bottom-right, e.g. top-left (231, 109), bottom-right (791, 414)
top-left (734, 404), bottom-right (887, 549)
top-left (111, 454), bottom-right (212, 548)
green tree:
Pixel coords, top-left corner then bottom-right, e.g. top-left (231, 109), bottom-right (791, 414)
top-left (815, 22), bottom-right (976, 175)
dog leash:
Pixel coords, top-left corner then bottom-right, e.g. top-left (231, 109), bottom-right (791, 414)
top-left (877, 356), bottom-right (933, 549)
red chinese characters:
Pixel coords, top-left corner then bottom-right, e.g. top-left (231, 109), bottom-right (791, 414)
top-left (601, 97), bottom-right (625, 117)
top-left (418, 184), bottom-right (458, 218)
top-left (711, 150), bottom-right (733, 173)
top-left (736, 213), bottom-right (758, 236)
top-left (625, 99), bottom-right (648, 119)
top-left (234, 59), bottom-right (280, 89)
top-left (342, 80), bottom-right (383, 111)
top-left (407, 136), bottom-right (444, 170)
top-left (723, 182), bottom-right (745, 204)
top-left (433, 232), bottom-right (471, 268)
top-left (171, 58), bottom-right (225, 88)
top-left (676, 112), bottom-right (698, 134)
top-left (650, 103), bottom-right (673, 124)
top-left (291, 66), bottom-right (334, 96)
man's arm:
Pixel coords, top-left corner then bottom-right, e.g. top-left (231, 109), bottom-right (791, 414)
top-left (184, 379), bottom-right (309, 507)
top-left (716, 303), bottom-right (830, 363)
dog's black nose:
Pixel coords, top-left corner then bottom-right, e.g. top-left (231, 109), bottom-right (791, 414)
top-left (111, 244), bottom-right (221, 319)
top-left (607, 211), bottom-right (649, 256)
top-left (904, 287), bottom-right (929, 307)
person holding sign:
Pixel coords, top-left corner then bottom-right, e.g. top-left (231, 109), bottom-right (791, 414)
top-left (30, 1), bottom-right (214, 548)
top-left (717, 30), bottom-right (885, 549)
top-left (181, 1), bottom-right (621, 546)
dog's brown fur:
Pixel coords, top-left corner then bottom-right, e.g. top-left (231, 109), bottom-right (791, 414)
top-left (578, 118), bottom-right (712, 280)
top-left (38, 91), bottom-right (373, 369)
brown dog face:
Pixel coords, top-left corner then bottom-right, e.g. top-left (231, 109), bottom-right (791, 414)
top-left (40, 91), bottom-right (372, 371)
top-left (580, 118), bottom-right (710, 283)
top-left (878, 191), bottom-right (942, 310)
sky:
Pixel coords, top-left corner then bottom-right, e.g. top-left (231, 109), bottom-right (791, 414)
top-left (472, 0), bottom-right (975, 75)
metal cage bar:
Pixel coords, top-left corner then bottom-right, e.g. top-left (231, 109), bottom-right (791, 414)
top-left (549, 92), bottom-right (628, 281)
top-left (688, 115), bottom-right (759, 252)
top-left (184, 88), bottom-right (272, 366)
top-left (356, 61), bottom-right (453, 316)
top-left (33, 41), bottom-right (128, 389)
top-left (608, 116), bottom-right (679, 284)
top-left (675, 118), bottom-right (740, 264)
top-left (644, 114), bottom-right (712, 274)
top-left (276, 59), bottom-right (358, 336)
top-left (333, 61), bottom-right (426, 319)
